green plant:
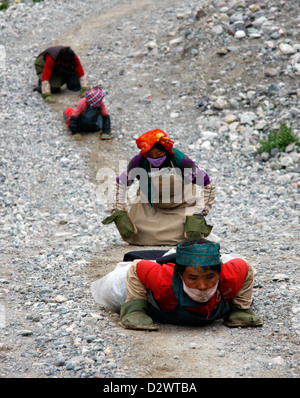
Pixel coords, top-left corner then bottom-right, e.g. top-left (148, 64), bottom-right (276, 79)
top-left (0, 1), bottom-right (9, 10)
top-left (259, 123), bottom-right (300, 154)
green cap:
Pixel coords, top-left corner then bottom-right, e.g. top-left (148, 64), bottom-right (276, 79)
top-left (176, 241), bottom-right (221, 267)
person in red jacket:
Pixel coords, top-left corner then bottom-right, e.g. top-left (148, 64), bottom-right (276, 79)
top-left (120, 239), bottom-right (263, 330)
top-left (34, 45), bottom-right (90, 103)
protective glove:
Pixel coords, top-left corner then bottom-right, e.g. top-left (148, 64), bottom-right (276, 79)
top-left (72, 133), bottom-right (83, 141)
top-left (102, 210), bottom-right (137, 239)
top-left (120, 299), bottom-right (158, 330)
top-left (80, 86), bottom-right (90, 97)
top-left (42, 93), bottom-right (56, 103)
top-left (223, 308), bottom-right (263, 328)
top-left (69, 116), bottom-right (80, 134)
top-left (184, 214), bottom-right (213, 239)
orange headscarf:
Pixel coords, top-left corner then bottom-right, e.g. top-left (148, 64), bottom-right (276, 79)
top-left (136, 129), bottom-right (174, 157)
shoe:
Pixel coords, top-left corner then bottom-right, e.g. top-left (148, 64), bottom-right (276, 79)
top-left (33, 79), bottom-right (42, 93)
top-left (33, 85), bottom-right (41, 93)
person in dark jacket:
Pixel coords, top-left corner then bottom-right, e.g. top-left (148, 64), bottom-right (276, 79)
top-left (63, 86), bottom-right (111, 140)
top-left (34, 45), bottom-right (90, 102)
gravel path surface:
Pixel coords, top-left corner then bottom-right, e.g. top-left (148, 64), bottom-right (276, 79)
top-left (0, 0), bottom-right (299, 379)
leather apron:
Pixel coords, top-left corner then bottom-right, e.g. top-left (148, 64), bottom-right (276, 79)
top-left (150, 162), bottom-right (197, 209)
top-left (125, 163), bottom-right (198, 245)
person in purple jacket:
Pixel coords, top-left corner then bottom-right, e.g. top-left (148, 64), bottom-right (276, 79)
top-left (102, 129), bottom-right (216, 246)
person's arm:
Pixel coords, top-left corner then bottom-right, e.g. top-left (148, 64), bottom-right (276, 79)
top-left (99, 101), bottom-right (109, 116)
top-left (73, 54), bottom-right (85, 78)
top-left (41, 55), bottom-right (55, 101)
top-left (125, 261), bottom-right (149, 302)
top-left (110, 155), bottom-right (142, 213)
top-left (41, 54), bottom-right (55, 84)
top-left (74, 54), bottom-right (90, 96)
top-left (220, 258), bottom-right (250, 302)
top-left (194, 180), bottom-right (216, 216)
top-left (229, 260), bottom-right (254, 309)
top-left (120, 260), bottom-right (159, 330)
top-left (181, 155), bottom-right (215, 216)
top-left (72, 98), bottom-right (88, 117)
top-left (68, 98), bottom-right (87, 134)
top-left (221, 259), bottom-right (263, 327)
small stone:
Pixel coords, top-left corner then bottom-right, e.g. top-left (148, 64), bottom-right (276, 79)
top-left (17, 330), bottom-right (33, 336)
top-left (285, 142), bottom-right (296, 153)
top-left (54, 354), bottom-right (66, 366)
top-left (260, 152), bottom-right (270, 162)
top-left (279, 43), bottom-right (294, 55)
top-left (235, 30), bottom-right (246, 39)
top-left (85, 335), bottom-right (96, 343)
top-left (270, 160), bottom-right (282, 170)
top-left (65, 356), bottom-right (85, 370)
top-left (280, 157), bottom-right (294, 168)
top-left (201, 131), bottom-right (218, 140)
top-left (212, 25), bottom-right (223, 35)
top-left (147, 41), bottom-right (157, 50)
top-left (265, 68), bottom-right (277, 77)
top-left (270, 148), bottom-right (280, 157)
top-left (240, 112), bottom-right (257, 125)
top-left (54, 295), bottom-right (67, 303)
top-left (201, 141), bottom-right (211, 150)
top-left (224, 114), bottom-right (237, 124)
top-left (273, 274), bottom-right (289, 281)
top-left (104, 346), bottom-right (112, 356)
top-left (212, 98), bottom-right (228, 110)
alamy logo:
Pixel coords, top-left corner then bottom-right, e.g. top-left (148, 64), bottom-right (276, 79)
top-left (95, 161), bottom-right (205, 207)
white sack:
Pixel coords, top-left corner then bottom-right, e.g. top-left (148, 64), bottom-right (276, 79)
top-left (91, 261), bottom-right (132, 311)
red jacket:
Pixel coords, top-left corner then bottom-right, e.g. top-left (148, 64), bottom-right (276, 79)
top-left (136, 259), bottom-right (248, 318)
top-left (42, 53), bottom-right (84, 82)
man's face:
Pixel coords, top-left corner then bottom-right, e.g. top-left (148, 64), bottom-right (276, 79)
top-left (182, 266), bottom-right (218, 291)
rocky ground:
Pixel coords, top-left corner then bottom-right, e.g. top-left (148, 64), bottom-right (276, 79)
top-left (0, 0), bottom-right (299, 379)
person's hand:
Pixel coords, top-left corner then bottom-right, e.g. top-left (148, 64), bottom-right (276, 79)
top-left (223, 309), bottom-right (263, 328)
top-left (120, 299), bottom-right (158, 330)
top-left (102, 210), bottom-right (137, 239)
top-left (42, 93), bottom-right (56, 103)
top-left (80, 86), bottom-right (90, 97)
top-left (72, 133), bottom-right (83, 141)
top-left (184, 214), bottom-right (212, 238)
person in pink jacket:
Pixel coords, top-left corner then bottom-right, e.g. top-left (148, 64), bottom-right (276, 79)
top-left (64, 85), bottom-right (111, 140)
